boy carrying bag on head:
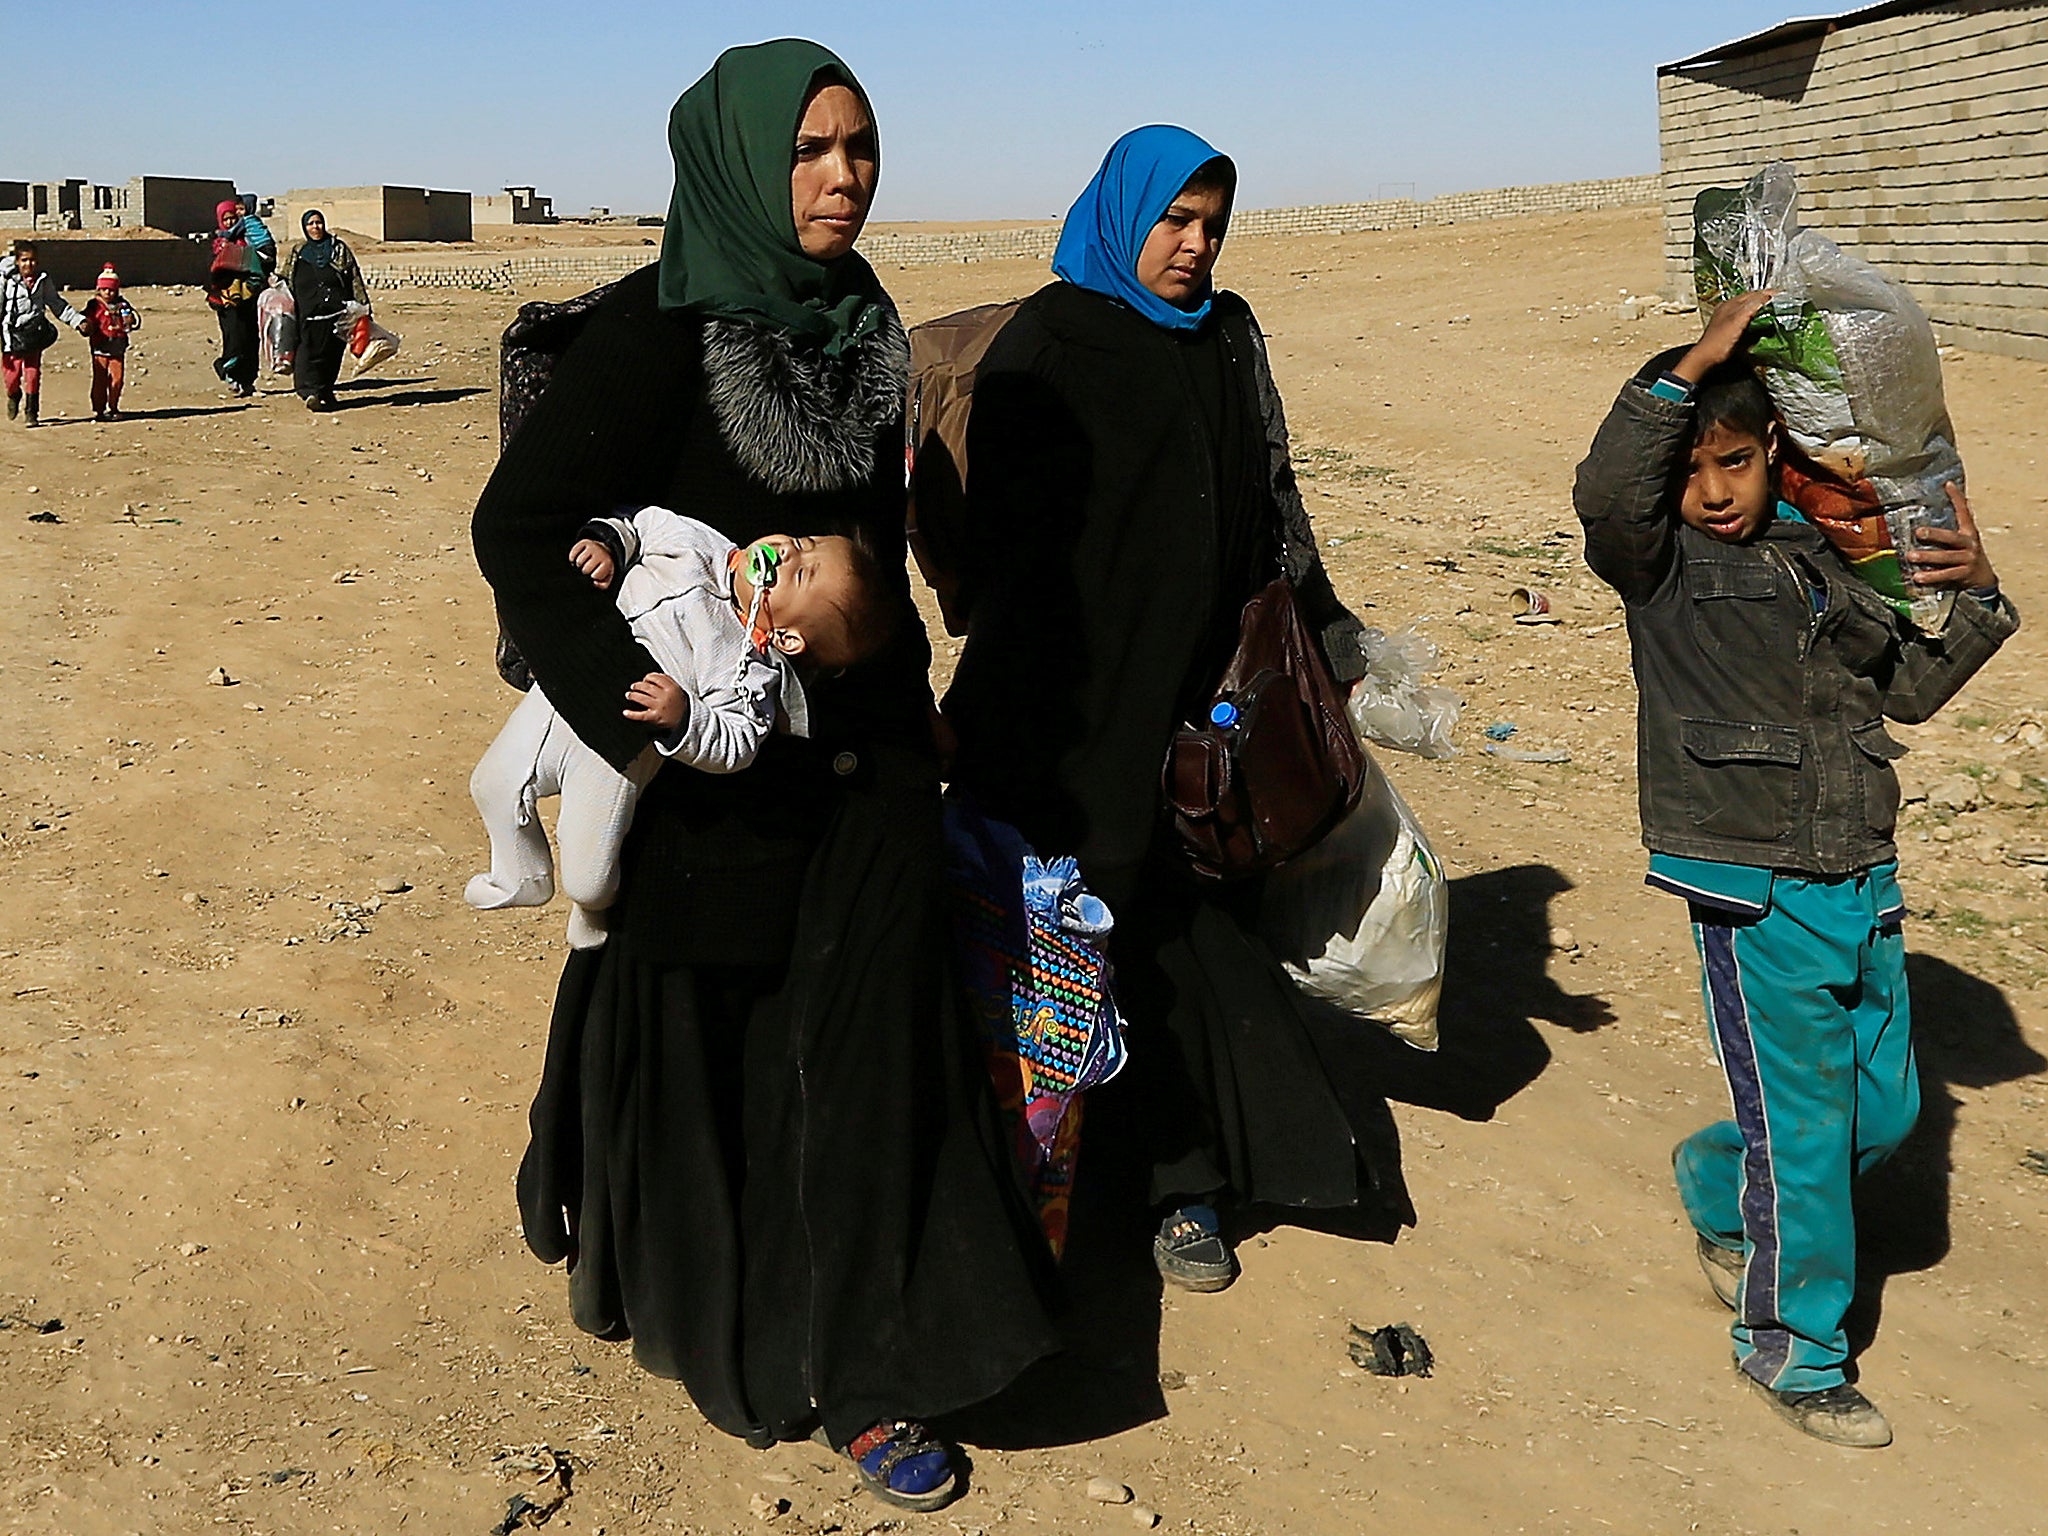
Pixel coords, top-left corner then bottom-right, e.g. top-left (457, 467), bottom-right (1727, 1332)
top-left (1573, 291), bottom-right (2017, 1448)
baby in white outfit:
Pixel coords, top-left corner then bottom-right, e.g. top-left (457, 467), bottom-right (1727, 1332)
top-left (467, 505), bottom-right (891, 947)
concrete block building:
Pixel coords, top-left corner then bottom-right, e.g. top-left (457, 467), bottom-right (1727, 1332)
top-left (1658, 0), bottom-right (2048, 360)
top-left (0, 174), bottom-right (237, 234)
top-left (473, 186), bottom-right (556, 225)
top-left (275, 185), bottom-right (473, 243)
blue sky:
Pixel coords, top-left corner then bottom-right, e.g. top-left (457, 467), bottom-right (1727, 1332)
top-left (15, 0), bottom-right (1806, 221)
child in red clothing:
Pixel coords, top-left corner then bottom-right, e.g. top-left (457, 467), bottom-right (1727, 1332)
top-left (80, 265), bottom-right (140, 422)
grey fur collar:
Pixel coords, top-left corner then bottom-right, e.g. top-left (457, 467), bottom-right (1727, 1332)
top-left (700, 309), bottom-right (908, 495)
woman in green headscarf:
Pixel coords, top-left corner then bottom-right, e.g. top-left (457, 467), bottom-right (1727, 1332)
top-left (472, 41), bottom-right (1057, 1513)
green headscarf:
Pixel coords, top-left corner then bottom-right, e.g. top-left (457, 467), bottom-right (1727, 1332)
top-left (657, 38), bottom-right (889, 357)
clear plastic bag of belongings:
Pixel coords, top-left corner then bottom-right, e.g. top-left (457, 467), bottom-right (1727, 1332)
top-left (1258, 747), bottom-right (1449, 1050)
top-left (1344, 626), bottom-right (1463, 759)
top-left (942, 797), bottom-right (1127, 1257)
top-left (258, 284), bottom-right (297, 375)
top-left (1694, 162), bottom-right (1960, 633)
top-left (348, 314), bottom-right (402, 376)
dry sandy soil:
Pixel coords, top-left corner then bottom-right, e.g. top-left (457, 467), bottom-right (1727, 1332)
top-left (3, 206), bottom-right (2045, 1536)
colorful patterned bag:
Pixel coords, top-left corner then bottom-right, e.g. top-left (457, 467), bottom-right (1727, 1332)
top-left (942, 799), bottom-right (1126, 1257)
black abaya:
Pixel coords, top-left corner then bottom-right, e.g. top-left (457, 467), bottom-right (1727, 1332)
top-left (945, 281), bottom-right (1384, 1214)
top-left (289, 247), bottom-right (355, 401)
top-left (475, 266), bottom-right (1059, 1448)
top-left (213, 298), bottom-right (259, 388)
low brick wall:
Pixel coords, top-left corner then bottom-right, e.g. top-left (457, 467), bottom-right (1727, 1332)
top-left (359, 250), bottom-right (655, 293)
top-left (357, 174), bottom-right (1662, 293)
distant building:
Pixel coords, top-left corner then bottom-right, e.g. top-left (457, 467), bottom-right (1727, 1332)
top-left (275, 186), bottom-right (474, 243)
top-left (473, 185), bottom-right (555, 225)
top-left (0, 174), bottom-right (238, 235)
top-left (1658, 0), bottom-right (2048, 361)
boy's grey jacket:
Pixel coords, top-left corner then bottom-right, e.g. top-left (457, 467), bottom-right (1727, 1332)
top-left (1575, 371), bottom-right (2018, 875)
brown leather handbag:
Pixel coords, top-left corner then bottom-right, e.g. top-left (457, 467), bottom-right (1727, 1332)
top-left (1164, 577), bottom-right (1367, 880)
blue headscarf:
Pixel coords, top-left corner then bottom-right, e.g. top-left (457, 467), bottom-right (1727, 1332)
top-left (1051, 125), bottom-right (1231, 332)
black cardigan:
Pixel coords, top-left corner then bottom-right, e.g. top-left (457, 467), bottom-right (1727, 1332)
top-left (471, 265), bottom-right (929, 962)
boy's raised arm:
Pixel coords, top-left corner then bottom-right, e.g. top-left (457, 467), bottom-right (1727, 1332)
top-left (1573, 379), bottom-right (1688, 605)
top-left (1576, 293), bottom-right (1776, 605)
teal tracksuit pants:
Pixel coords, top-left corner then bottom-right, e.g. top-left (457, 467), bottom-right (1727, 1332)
top-left (1671, 866), bottom-right (1918, 1394)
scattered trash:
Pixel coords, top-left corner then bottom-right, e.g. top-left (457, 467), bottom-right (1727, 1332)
top-left (1347, 1321), bottom-right (1434, 1378)
top-left (491, 1445), bottom-right (573, 1533)
top-left (1086, 1477), bottom-right (1134, 1505)
top-left (1485, 743), bottom-right (1572, 764)
top-left (2003, 848), bottom-right (2048, 867)
top-left (27, 511), bottom-right (61, 524)
top-left (208, 667), bottom-right (237, 687)
top-left (1483, 721), bottom-right (1518, 741)
top-left (331, 569), bottom-right (360, 584)
top-left (1158, 1369), bottom-right (1188, 1391)
top-left (1511, 587), bottom-right (1559, 624)
top-left (2022, 1150), bottom-right (2048, 1177)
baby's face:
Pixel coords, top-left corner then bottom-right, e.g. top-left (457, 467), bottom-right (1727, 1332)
top-left (755, 534), bottom-right (860, 664)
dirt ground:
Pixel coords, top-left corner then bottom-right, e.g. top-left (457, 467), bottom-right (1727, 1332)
top-left (4, 205), bottom-right (2045, 1536)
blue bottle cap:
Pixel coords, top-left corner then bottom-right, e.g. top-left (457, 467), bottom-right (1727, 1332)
top-left (1209, 700), bottom-right (1239, 729)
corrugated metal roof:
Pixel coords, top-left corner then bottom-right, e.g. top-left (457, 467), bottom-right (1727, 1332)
top-left (1658, 0), bottom-right (1942, 72)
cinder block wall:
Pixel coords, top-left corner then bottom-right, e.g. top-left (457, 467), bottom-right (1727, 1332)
top-left (1659, 1), bottom-right (2048, 361)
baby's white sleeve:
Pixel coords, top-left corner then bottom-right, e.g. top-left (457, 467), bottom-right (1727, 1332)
top-left (656, 657), bottom-right (783, 772)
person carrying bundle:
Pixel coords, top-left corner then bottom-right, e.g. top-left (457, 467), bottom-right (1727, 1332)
top-left (1574, 289), bottom-right (2016, 1449)
top-left (278, 209), bottom-right (370, 411)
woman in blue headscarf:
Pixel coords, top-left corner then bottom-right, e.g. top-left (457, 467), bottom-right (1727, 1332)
top-left (944, 127), bottom-right (1388, 1293)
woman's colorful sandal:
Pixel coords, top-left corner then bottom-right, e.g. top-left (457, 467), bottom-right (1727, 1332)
top-left (844, 1420), bottom-right (961, 1512)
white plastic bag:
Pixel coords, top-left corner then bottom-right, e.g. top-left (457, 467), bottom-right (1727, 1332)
top-left (258, 284), bottom-right (296, 375)
top-left (1259, 750), bottom-right (1449, 1049)
top-left (349, 315), bottom-right (401, 377)
top-left (1346, 626), bottom-right (1462, 759)
top-left (1694, 163), bottom-right (1960, 630)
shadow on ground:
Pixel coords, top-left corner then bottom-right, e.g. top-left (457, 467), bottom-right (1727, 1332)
top-left (945, 861), bottom-right (1603, 1449)
top-left (1332, 862), bottom-right (1615, 1124)
top-left (37, 403), bottom-right (254, 426)
top-left (1848, 952), bottom-right (2045, 1360)
top-left (334, 385), bottom-right (487, 411)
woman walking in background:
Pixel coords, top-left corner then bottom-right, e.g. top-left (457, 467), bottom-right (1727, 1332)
top-left (205, 198), bottom-right (274, 397)
top-left (471, 39), bottom-right (1057, 1512)
top-left (280, 209), bottom-right (369, 411)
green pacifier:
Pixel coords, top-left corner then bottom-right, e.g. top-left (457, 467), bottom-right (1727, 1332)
top-left (744, 541), bottom-right (783, 589)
